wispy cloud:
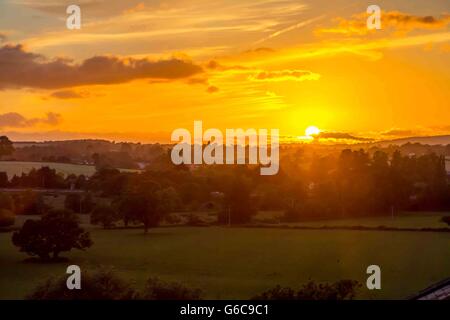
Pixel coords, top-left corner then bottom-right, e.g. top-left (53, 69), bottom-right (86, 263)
top-left (249, 69), bottom-right (320, 82)
top-left (317, 11), bottom-right (450, 36)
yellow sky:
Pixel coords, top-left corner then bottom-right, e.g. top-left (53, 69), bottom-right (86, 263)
top-left (0, 0), bottom-right (449, 142)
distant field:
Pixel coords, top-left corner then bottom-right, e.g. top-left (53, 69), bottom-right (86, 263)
top-left (0, 161), bottom-right (140, 178)
top-left (0, 226), bottom-right (449, 299)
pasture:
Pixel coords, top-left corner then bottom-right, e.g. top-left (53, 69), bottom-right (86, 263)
top-left (0, 225), bottom-right (449, 299)
top-left (0, 161), bottom-right (141, 178)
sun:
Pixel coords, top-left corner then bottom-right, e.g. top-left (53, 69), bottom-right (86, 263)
top-left (305, 125), bottom-right (321, 137)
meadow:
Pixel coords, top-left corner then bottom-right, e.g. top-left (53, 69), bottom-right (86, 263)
top-left (0, 161), bottom-right (140, 178)
top-left (1, 225), bottom-right (449, 300)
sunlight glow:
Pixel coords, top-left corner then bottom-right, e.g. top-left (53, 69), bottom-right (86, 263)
top-left (305, 126), bottom-right (321, 137)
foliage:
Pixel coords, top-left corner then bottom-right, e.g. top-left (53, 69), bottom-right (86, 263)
top-left (141, 277), bottom-right (202, 300)
top-left (13, 191), bottom-right (49, 215)
top-left (90, 204), bottom-right (119, 228)
top-left (0, 136), bottom-right (14, 157)
top-left (64, 193), bottom-right (95, 213)
top-left (27, 269), bottom-right (136, 300)
top-left (12, 209), bottom-right (92, 260)
top-left (252, 280), bottom-right (361, 300)
top-left (27, 269), bottom-right (202, 300)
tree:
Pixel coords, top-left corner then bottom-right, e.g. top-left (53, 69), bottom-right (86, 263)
top-left (219, 175), bottom-right (256, 224)
top-left (65, 193), bottom-right (94, 213)
top-left (252, 280), bottom-right (360, 300)
top-left (12, 209), bottom-right (92, 261)
top-left (90, 204), bottom-right (119, 228)
top-left (0, 136), bottom-right (14, 158)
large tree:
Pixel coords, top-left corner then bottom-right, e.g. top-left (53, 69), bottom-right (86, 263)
top-left (0, 136), bottom-right (14, 158)
top-left (12, 209), bottom-right (92, 260)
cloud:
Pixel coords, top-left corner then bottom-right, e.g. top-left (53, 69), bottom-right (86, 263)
top-left (0, 112), bottom-right (62, 128)
top-left (50, 90), bottom-right (89, 99)
top-left (316, 131), bottom-right (373, 142)
top-left (249, 70), bottom-right (320, 82)
top-left (0, 44), bottom-right (203, 89)
top-left (254, 15), bottom-right (325, 45)
top-left (317, 11), bottom-right (450, 36)
top-left (206, 85), bottom-right (219, 93)
top-left (381, 129), bottom-right (417, 137)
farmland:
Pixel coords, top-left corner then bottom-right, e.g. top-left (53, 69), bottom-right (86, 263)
top-left (0, 225), bottom-right (449, 300)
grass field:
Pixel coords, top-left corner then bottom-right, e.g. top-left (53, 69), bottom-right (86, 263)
top-left (0, 161), bottom-right (96, 178)
top-left (0, 161), bottom-right (141, 178)
top-left (0, 226), bottom-right (449, 300)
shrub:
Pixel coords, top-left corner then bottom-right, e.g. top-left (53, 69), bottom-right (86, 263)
top-left (0, 209), bottom-right (15, 227)
top-left (252, 280), bottom-right (361, 300)
top-left (27, 269), bottom-right (136, 300)
top-left (141, 277), bottom-right (202, 300)
top-left (12, 209), bottom-right (92, 261)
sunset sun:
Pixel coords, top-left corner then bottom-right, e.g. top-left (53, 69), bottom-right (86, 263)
top-left (305, 126), bottom-right (321, 137)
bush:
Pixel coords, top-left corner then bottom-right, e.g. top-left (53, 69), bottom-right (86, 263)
top-left (27, 271), bottom-right (202, 300)
top-left (12, 209), bottom-right (92, 261)
top-left (252, 280), bottom-right (361, 300)
top-left (142, 277), bottom-right (202, 300)
top-left (0, 209), bottom-right (15, 227)
top-left (27, 269), bottom-right (136, 300)
top-left (90, 205), bottom-right (119, 228)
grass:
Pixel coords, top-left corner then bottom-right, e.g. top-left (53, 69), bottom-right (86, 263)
top-left (0, 161), bottom-right (96, 178)
top-left (0, 226), bottom-right (449, 300)
top-left (0, 161), bottom-right (142, 178)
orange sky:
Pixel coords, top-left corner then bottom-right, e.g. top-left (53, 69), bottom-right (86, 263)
top-left (0, 0), bottom-right (449, 143)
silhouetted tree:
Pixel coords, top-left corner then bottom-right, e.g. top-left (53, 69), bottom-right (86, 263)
top-left (12, 209), bottom-right (92, 261)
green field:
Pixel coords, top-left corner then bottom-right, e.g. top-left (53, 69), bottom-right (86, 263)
top-left (0, 161), bottom-right (96, 178)
top-left (0, 226), bottom-right (449, 300)
top-left (0, 161), bottom-right (141, 178)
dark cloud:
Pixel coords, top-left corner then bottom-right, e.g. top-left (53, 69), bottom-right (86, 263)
top-left (206, 85), bottom-right (219, 93)
top-left (0, 44), bottom-right (203, 89)
top-left (205, 60), bottom-right (248, 71)
top-left (316, 132), bottom-right (373, 142)
top-left (381, 129), bottom-right (416, 137)
top-left (318, 11), bottom-right (450, 35)
top-left (0, 112), bottom-right (62, 128)
top-left (50, 90), bottom-right (87, 99)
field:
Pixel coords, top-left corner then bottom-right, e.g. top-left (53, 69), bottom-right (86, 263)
top-left (0, 161), bottom-right (140, 178)
top-left (1, 225), bottom-right (449, 300)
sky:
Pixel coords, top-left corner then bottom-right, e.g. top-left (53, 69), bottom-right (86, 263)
top-left (0, 0), bottom-right (449, 143)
